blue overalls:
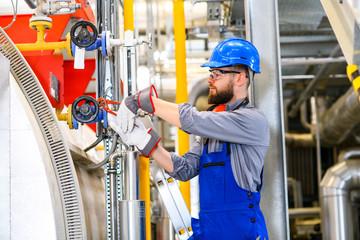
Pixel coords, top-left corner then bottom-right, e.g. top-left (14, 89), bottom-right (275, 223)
top-left (190, 142), bottom-right (268, 240)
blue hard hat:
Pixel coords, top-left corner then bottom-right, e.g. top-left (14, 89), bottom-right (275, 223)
top-left (201, 38), bottom-right (260, 73)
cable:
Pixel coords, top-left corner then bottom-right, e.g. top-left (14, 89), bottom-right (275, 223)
top-left (75, 134), bottom-right (119, 170)
top-left (3, 0), bottom-right (19, 30)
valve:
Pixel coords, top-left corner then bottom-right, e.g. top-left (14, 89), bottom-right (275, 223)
top-left (70, 20), bottom-right (98, 48)
top-left (72, 95), bottom-right (100, 123)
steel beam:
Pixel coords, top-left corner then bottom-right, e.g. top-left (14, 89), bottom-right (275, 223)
top-left (245, 0), bottom-right (289, 239)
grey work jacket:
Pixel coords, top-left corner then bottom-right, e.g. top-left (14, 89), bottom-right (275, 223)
top-left (166, 98), bottom-right (270, 192)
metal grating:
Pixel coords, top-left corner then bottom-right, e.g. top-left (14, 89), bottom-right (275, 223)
top-left (0, 28), bottom-right (85, 239)
top-left (287, 146), bottom-right (317, 202)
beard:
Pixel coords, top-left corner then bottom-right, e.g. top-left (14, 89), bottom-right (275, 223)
top-left (208, 81), bottom-right (234, 104)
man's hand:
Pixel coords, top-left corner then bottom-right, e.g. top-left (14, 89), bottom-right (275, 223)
top-left (109, 117), bottom-right (161, 158)
top-left (115, 85), bottom-right (158, 133)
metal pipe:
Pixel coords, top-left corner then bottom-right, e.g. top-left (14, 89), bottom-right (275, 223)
top-left (123, 151), bottom-right (140, 200)
top-left (288, 207), bottom-right (320, 219)
top-left (108, 151), bottom-right (123, 240)
top-left (311, 95), bottom-right (322, 187)
top-left (288, 45), bottom-right (341, 117)
top-left (320, 160), bottom-right (360, 240)
top-left (338, 148), bottom-right (360, 162)
top-left (318, 88), bottom-right (360, 146)
top-left (284, 133), bottom-right (314, 147)
top-left (173, 0), bottom-right (191, 211)
top-left (282, 74), bottom-right (347, 80)
top-left (281, 56), bottom-right (346, 66)
top-left (287, 178), bottom-right (303, 208)
top-left (300, 103), bottom-right (312, 130)
top-left (119, 200), bottom-right (146, 240)
top-left (24, 0), bottom-right (38, 9)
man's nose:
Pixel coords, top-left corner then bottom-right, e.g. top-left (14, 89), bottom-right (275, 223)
top-left (207, 76), bottom-right (214, 83)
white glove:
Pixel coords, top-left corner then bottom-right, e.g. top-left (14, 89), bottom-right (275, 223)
top-left (109, 117), bottom-right (161, 157)
top-left (116, 100), bottom-right (136, 133)
top-left (115, 85), bottom-right (158, 133)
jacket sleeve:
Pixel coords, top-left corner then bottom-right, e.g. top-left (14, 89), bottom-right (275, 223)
top-left (178, 103), bottom-right (269, 147)
top-left (165, 139), bottom-right (202, 181)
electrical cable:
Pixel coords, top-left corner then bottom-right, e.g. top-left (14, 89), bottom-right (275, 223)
top-left (75, 134), bottom-right (119, 170)
top-left (3, 0), bottom-right (18, 30)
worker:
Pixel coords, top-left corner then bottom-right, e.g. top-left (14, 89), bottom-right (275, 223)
top-left (109, 38), bottom-right (270, 240)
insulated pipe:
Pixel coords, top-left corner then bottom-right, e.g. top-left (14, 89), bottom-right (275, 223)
top-left (320, 160), bottom-right (360, 240)
top-left (173, 0), bottom-right (191, 211)
top-left (318, 88), bottom-right (360, 146)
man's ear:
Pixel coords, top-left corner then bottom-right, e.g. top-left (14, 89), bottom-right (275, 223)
top-left (235, 72), bottom-right (246, 87)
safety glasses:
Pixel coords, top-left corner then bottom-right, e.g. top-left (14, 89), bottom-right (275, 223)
top-left (209, 69), bottom-right (241, 80)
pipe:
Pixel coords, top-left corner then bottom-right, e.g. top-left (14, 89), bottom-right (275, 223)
top-left (287, 86), bottom-right (360, 147)
top-left (24, 0), bottom-right (38, 9)
top-left (281, 56), bottom-right (346, 66)
top-left (119, 200), bottom-right (146, 240)
top-left (337, 148), bottom-right (360, 162)
top-left (16, 21), bottom-right (72, 57)
top-left (288, 45), bottom-right (341, 117)
top-left (124, 0), bottom-right (134, 31)
top-left (173, 0), bottom-right (191, 211)
top-left (320, 160), bottom-right (360, 240)
top-left (288, 207), bottom-right (320, 219)
top-left (287, 178), bottom-right (303, 208)
top-left (318, 88), bottom-right (360, 146)
top-left (56, 105), bottom-right (74, 129)
top-left (139, 156), bottom-right (151, 240)
top-left (123, 151), bottom-right (140, 200)
top-left (300, 103), bottom-right (312, 130)
top-left (284, 133), bottom-right (315, 147)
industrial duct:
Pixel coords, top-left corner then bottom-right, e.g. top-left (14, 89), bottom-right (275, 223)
top-left (319, 88), bottom-right (360, 146)
top-left (320, 159), bottom-right (360, 240)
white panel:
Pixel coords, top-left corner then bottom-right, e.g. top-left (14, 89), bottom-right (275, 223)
top-left (0, 52), bottom-right (10, 240)
top-left (9, 74), bottom-right (57, 240)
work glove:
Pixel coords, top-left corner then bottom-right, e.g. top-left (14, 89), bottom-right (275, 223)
top-left (108, 116), bottom-right (161, 158)
top-left (115, 85), bottom-right (158, 133)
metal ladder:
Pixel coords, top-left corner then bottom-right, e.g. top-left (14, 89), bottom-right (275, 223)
top-left (150, 161), bottom-right (193, 240)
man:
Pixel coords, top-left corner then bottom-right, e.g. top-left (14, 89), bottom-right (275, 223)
top-left (109, 38), bottom-right (270, 240)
